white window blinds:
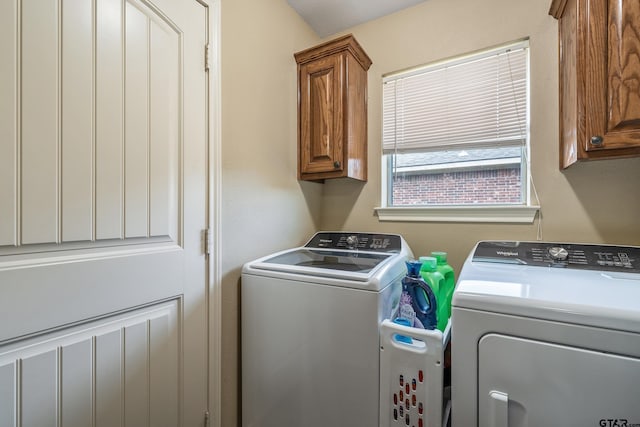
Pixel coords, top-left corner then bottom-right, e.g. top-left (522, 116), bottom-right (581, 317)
top-left (383, 40), bottom-right (529, 154)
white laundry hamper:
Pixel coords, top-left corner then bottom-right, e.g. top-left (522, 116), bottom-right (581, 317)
top-left (379, 319), bottom-right (451, 427)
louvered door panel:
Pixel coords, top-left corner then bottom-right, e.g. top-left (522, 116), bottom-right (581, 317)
top-left (0, 363), bottom-right (16, 427)
top-left (21, 0), bottom-right (59, 245)
top-left (124, 322), bottom-right (150, 425)
top-left (125, 3), bottom-right (150, 239)
top-left (61, 340), bottom-right (93, 427)
top-left (149, 19), bottom-right (180, 239)
top-left (149, 312), bottom-right (179, 426)
top-left (61, 0), bottom-right (94, 242)
top-left (22, 351), bottom-right (57, 427)
top-left (0, 0), bottom-right (182, 249)
top-left (95, 330), bottom-right (123, 427)
top-left (0, 300), bottom-right (179, 426)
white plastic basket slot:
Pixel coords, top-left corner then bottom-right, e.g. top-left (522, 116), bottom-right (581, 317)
top-left (379, 319), bottom-right (451, 427)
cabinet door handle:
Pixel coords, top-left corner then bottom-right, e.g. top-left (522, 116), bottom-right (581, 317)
top-left (333, 161), bottom-right (341, 169)
top-left (590, 135), bottom-right (604, 146)
top-left (488, 390), bottom-right (509, 427)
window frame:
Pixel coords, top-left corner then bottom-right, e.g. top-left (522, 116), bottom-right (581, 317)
top-left (376, 39), bottom-right (539, 223)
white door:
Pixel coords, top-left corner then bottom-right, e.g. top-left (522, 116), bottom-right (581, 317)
top-left (0, 0), bottom-right (210, 425)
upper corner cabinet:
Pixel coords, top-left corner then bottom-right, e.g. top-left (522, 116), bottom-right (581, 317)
top-left (294, 34), bottom-right (372, 182)
top-left (550, 0), bottom-right (640, 169)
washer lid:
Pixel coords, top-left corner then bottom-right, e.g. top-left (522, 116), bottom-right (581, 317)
top-left (453, 241), bottom-right (640, 334)
top-left (258, 248), bottom-right (393, 278)
top-left (243, 232), bottom-right (413, 290)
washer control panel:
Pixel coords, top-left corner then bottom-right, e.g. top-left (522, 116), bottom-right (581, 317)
top-left (306, 232), bottom-right (402, 253)
top-left (473, 241), bottom-right (640, 273)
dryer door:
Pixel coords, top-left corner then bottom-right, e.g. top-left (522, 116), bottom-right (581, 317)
top-left (478, 334), bottom-right (640, 427)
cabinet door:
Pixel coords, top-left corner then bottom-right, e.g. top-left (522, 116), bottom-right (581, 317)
top-left (299, 55), bottom-right (344, 176)
top-left (585, 0), bottom-right (640, 152)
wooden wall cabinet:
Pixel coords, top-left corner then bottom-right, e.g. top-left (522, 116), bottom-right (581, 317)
top-left (550, 0), bottom-right (640, 169)
top-left (294, 34), bottom-right (372, 181)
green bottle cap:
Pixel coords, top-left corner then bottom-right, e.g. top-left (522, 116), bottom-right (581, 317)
top-left (431, 251), bottom-right (448, 264)
top-left (419, 256), bottom-right (437, 271)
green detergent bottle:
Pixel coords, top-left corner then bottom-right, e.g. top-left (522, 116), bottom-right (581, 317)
top-left (418, 257), bottom-right (447, 332)
top-left (431, 251), bottom-right (455, 325)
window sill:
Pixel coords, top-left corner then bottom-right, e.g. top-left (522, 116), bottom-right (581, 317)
top-left (374, 205), bottom-right (540, 224)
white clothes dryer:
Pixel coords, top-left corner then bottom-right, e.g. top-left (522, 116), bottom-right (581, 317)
top-left (241, 232), bottom-right (413, 427)
top-left (452, 241), bottom-right (640, 427)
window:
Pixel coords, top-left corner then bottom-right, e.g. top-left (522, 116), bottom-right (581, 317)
top-left (379, 40), bottom-right (537, 223)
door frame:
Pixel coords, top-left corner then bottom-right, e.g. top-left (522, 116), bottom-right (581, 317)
top-left (203, 1), bottom-right (222, 426)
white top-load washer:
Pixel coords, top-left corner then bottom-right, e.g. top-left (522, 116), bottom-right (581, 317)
top-left (451, 241), bottom-right (640, 427)
top-left (241, 232), bottom-right (413, 427)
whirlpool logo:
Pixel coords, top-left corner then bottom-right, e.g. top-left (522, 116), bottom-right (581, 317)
top-left (496, 250), bottom-right (519, 257)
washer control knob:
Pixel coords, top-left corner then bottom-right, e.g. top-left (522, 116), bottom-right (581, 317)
top-left (346, 235), bottom-right (359, 248)
top-left (548, 246), bottom-right (569, 261)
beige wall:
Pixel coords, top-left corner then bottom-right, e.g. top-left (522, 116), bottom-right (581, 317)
top-left (220, 1), bottom-right (320, 425)
top-left (319, 0), bottom-right (640, 273)
top-left (221, 0), bottom-right (640, 425)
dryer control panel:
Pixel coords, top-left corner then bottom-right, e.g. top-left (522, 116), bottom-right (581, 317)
top-left (306, 232), bottom-right (402, 252)
top-left (473, 241), bottom-right (640, 273)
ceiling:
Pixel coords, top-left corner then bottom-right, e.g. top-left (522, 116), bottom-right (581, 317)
top-left (287, 0), bottom-right (428, 37)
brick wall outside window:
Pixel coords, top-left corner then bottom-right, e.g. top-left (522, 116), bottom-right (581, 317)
top-left (392, 167), bottom-right (522, 205)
